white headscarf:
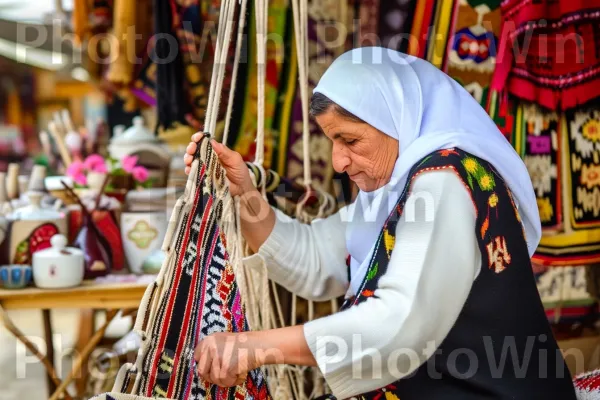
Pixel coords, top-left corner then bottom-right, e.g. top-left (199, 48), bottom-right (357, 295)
top-left (313, 47), bottom-right (540, 294)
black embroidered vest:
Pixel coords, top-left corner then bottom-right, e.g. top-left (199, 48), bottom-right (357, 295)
top-left (329, 149), bottom-right (577, 400)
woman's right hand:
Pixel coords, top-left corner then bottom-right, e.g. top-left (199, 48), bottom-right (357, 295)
top-left (184, 133), bottom-right (254, 197)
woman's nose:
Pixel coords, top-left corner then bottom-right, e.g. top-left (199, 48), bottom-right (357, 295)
top-left (331, 144), bottom-right (350, 173)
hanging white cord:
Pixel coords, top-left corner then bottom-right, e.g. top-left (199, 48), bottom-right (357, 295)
top-left (291, 0), bottom-right (311, 187)
top-left (254, 0), bottom-right (268, 165)
top-left (205, 0), bottom-right (237, 135)
top-left (222, 0), bottom-right (249, 145)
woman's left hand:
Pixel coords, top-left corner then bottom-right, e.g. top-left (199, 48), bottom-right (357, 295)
top-left (194, 326), bottom-right (316, 388)
top-left (194, 332), bottom-right (258, 387)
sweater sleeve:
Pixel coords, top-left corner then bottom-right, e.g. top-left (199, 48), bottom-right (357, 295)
top-left (242, 207), bottom-right (350, 301)
top-left (302, 170), bottom-right (481, 399)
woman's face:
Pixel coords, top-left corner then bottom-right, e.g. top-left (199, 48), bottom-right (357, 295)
top-left (316, 109), bottom-right (399, 192)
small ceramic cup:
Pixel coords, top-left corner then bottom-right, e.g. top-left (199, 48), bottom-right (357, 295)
top-left (0, 265), bottom-right (32, 289)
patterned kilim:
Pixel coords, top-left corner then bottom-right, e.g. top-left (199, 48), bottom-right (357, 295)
top-left (533, 107), bottom-right (600, 266)
top-left (91, 135), bottom-right (271, 400)
top-left (447, 0), bottom-right (501, 106)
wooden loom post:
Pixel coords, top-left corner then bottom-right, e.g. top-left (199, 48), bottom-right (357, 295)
top-left (0, 305), bottom-right (72, 400)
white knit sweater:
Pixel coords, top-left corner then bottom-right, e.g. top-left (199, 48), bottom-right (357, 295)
top-left (243, 170), bottom-right (482, 399)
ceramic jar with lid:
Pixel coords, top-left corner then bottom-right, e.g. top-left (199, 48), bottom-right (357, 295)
top-left (32, 234), bottom-right (84, 288)
top-left (5, 192), bottom-right (68, 265)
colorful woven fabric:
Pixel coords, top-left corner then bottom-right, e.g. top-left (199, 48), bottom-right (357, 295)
top-left (518, 104), bottom-right (562, 230)
top-left (536, 265), bottom-right (598, 325)
top-left (574, 369), bottom-right (600, 399)
top-left (232, 1), bottom-right (288, 169)
top-left (447, 0), bottom-right (501, 105)
top-left (427, 0), bottom-right (459, 71)
top-left (407, 0), bottom-right (436, 58)
top-left (91, 136), bottom-right (271, 400)
top-left (491, 0), bottom-right (600, 111)
top-left (280, 0), bottom-right (347, 189)
top-left (534, 107), bottom-right (600, 266)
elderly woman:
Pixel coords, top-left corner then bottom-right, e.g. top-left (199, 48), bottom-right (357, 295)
top-left (184, 47), bottom-right (576, 399)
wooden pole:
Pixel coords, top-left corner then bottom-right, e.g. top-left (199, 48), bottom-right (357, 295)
top-left (0, 306), bottom-right (72, 400)
top-left (42, 310), bottom-right (57, 396)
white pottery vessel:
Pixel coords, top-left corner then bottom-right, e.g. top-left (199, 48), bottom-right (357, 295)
top-left (120, 212), bottom-right (167, 274)
top-left (32, 234), bottom-right (84, 289)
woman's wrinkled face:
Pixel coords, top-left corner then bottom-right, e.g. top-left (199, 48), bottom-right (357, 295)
top-left (316, 109), bottom-right (399, 192)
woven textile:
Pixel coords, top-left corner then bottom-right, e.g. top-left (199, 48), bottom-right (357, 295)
top-left (447, 0), bottom-right (501, 106)
top-left (518, 104), bottom-right (562, 231)
top-left (491, 0), bottom-right (600, 111)
top-left (574, 369), bottom-right (600, 399)
top-left (232, 1), bottom-right (288, 169)
top-left (91, 136), bottom-right (271, 400)
top-left (533, 107), bottom-right (600, 266)
top-left (280, 0), bottom-right (349, 190)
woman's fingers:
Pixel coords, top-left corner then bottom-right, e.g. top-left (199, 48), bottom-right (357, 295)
top-left (196, 348), bottom-right (211, 380)
top-left (191, 132), bottom-right (204, 143)
top-left (211, 140), bottom-right (243, 168)
top-left (209, 348), bottom-right (223, 386)
top-left (185, 166), bottom-right (191, 175)
top-left (186, 142), bottom-right (197, 156)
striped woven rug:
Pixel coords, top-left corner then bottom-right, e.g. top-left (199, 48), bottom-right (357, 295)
top-left (91, 135), bottom-right (271, 400)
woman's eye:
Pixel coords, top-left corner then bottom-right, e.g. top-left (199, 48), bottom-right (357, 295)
top-left (345, 138), bottom-right (357, 145)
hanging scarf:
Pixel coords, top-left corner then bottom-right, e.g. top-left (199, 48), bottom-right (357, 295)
top-left (313, 47), bottom-right (540, 293)
top-left (491, 0), bottom-right (600, 111)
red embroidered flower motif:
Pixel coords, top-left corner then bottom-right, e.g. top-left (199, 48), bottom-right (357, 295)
top-left (362, 289), bottom-right (375, 297)
top-left (439, 148), bottom-right (458, 157)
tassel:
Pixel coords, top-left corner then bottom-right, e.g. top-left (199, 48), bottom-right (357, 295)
top-left (107, 0), bottom-right (136, 85)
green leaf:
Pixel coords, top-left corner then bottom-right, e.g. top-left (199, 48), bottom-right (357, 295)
top-left (418, 155), bottom-right (433, 167)
top-left (367, 262), bottom-right (379, 281)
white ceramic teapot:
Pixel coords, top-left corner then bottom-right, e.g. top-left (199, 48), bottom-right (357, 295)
top-left (32, 234), bottom-right (84, 289)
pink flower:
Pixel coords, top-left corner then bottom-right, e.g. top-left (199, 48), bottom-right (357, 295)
top-left (66, 161), bottom-right (87, 185)
top-left (121, 155), bottom-right (138, 173)
top-left (132, 166), bottom-right (149, 183)
top-left (83, 154), bottom-right (107, 173)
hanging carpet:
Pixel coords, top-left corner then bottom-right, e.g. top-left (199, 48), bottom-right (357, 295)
top-left (491, 0), bottom-right (600, 111)
top-left (90, 135), bottom-right (271, 400)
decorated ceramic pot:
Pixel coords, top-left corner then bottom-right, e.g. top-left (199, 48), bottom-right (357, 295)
top-left (32, 234), bottom-right (84, 289)
top-left (0, 265), bottom-right (32, 289)
top-left (120, 212), bottom-right (167, 274)
top-left (6, 192), bottom-right (68, 265)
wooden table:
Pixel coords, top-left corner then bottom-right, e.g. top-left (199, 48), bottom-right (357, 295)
top-left (0, 281), bottom-right (149, 310)
top-left (0, 280), bottom-right (149, 399)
